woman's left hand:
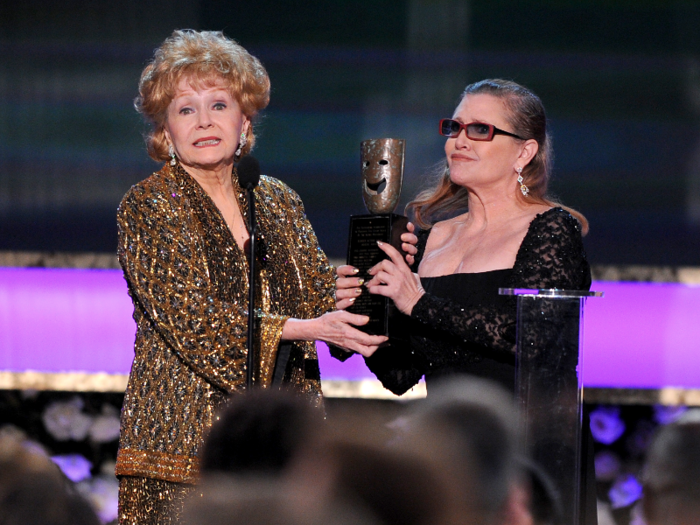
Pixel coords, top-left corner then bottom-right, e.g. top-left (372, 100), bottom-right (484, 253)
top-left (365, 241), bottom-right (425, 316)
top-left (335, 265), bottom-right (364, 310)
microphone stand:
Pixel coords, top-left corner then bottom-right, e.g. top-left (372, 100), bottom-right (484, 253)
top-left (245, 184), bottom-right (256, 391)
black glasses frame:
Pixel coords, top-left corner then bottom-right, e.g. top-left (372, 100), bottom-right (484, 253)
top-left (439, 118), bottom-right (525, 141)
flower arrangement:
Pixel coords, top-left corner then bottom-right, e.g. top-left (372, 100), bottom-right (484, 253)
top-left (590, 403), bottom-right (687, 525)
top-left (0, 390), bottom-right (123, 524)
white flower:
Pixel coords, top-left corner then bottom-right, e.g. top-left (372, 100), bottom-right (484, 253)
top-left (89, 405), bottom-right (121, 443)
top-left (20, 389), bottom-right (39, 400)
top-left (594, 450), bottom-right (621, 482)
top-left (653, 405), bottom-right (687, 425)
top-left (589, 407), bottom-right (626, 445)
top-left (78, 475), bottom-right (119, 524)
top-left (42, 397), bottom-right (93, 441)
top-left (629, 502), bottom-right (648, 525)
top-left (51, 453), bottom-right (93, 482)
top-left (100, 460), bottom-right (117, 477)
top-left (608, 473), bottom-right (643, 509)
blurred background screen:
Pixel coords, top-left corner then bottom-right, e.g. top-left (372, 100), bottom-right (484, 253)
top-left (2, 0), bottom-right (700, 266)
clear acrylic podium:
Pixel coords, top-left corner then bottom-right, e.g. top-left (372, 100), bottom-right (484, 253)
top-left (499, 288), bottom-right (603, 525)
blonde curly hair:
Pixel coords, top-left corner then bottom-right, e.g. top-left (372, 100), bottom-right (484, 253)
top-left (135, 29), bottom-right (270, 162)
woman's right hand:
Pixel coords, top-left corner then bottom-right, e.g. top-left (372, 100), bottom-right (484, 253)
top-left (401, 221), bottom-right (418, 267)
top-left (281, 311), bottom-right (387, 357)
top-left (336, 221), bottom-right (418, 310)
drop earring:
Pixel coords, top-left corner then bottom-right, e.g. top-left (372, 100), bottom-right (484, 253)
top-left (169, 144), bottom-right (177, 167)
top-left (516, 167), bottom-right (529, 196)
top-left (235, 132), bottom-right (247, 157)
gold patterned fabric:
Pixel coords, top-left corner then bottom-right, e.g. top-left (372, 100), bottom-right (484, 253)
top-left (115, 162), bottom-right (335, 489)
top-left (118, 476), bottom-right (195, 525)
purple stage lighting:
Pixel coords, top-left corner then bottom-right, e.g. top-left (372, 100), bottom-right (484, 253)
top-left (2, 268), bottom-right (700, 390)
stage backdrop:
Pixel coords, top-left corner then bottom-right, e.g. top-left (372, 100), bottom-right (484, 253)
top-left (1, 267), bottom-right (699, 392)
top-left (2, 1), bottom-right (700, 266)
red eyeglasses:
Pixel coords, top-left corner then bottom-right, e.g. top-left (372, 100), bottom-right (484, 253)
top-left (439, 119), bottom-right (524, 141)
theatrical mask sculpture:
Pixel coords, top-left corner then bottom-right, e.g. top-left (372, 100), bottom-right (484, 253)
top-left (347, 138), bottom-right (409, 337)
top-left (361, 139), bottom-right (405, 214)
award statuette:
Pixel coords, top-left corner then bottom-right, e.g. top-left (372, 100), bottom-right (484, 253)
top-left (346, 138), bottom-right (409, 337)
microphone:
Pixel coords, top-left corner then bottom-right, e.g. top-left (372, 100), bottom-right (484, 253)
top-left (237, 155), bottom-right (261, 190)
top-left (238, 156), bottom-right (261, 391)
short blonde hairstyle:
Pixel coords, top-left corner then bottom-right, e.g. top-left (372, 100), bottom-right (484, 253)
top-left (135, 30), bottom-right (271, 162)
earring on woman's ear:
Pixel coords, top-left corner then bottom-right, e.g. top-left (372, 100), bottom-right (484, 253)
top-left (516, 167), bottom-right (529, 196)
top-left (169, 144), bottom-right (177, 167)
top-left (235, 132), bottom-right (247, 157)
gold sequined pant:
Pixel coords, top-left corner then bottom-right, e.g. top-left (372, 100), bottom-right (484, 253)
top-left (118, 476), bottom-right (195, 525)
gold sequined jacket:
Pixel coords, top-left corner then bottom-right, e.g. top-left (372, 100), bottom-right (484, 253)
top-left (115, 163), bottom-right (335, 484)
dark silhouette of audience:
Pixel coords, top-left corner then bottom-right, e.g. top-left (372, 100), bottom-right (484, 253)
top-left (402, 378), bottom-right (540, 525)
top-left (0, 434), bottom-right (100, 525)
top-left (183, 377), bottom-right (567, 525)
top-left (200, 388), bottom-right (323, 477)
top-left (518, 457), bottom-right (563, 525)
top-left (642, 409), bottom-right (700, 525)
top-left (190, 387), bottom-right (470, 525)
top-left (0, 378), bottom-right (590, 525)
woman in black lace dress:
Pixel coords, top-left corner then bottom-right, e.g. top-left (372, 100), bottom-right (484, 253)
top-left (337, 78), bottom-right (595, 525)
top-left (337, 78), bottom-right (590, 393)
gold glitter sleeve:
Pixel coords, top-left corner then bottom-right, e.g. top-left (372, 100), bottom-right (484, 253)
top-left (257, 311), bottom-right (288, 387)
top-left (117, 183), bottom-right (257, 393)
top-left (270, 179), bottom-right (337, 320)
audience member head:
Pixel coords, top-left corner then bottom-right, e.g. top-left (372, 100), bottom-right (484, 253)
top-left (642, 409), bottom-right (700, 525)
top-left (0, 434), bottom-right (100, 525)
top-left (182, 474), bottom-right (377, 525)
top-left (405, 377), bottom-right (529, 525)
top-left (267, 400), bottom-right (472, 525)
top-left (194, 380), bottom-right (540, 525)
top-left (201, 388), bottom-right (323, 477)
top-left (327, 432), bottom-right (470, 525)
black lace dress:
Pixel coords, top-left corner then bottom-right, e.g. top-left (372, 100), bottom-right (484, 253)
top-left (351, 207), bottom-right (596, 525)
top-left (363, 207), bottom-right (592, 396)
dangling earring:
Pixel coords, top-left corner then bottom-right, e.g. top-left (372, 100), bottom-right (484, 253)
top-left (235, 132), bottom-right (247, 157)
top-left (169, 144), bottom-right (177, 167)
top-left (516, 167), bottom-right (529, 196)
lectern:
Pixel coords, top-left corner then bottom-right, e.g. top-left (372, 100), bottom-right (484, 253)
top-left (499, 289), bottom-right (603, 525)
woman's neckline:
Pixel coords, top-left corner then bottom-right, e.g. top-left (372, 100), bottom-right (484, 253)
top-left (419, 207), bottom-right (561, 278)
top-left (421, 268), bottom-right (513, 279)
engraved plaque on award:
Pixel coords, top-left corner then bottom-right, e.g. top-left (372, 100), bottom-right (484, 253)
top-left (347, 138), bottom-right (409, 336)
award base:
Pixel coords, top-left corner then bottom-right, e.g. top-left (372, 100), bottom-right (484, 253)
top-left (346, 213), bottom-right (410, 337)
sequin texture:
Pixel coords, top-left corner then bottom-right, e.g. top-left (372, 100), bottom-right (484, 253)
top-left (118, 476), bottom-right (194, 525)
top-left (115, 163), bottom-right (335, 511)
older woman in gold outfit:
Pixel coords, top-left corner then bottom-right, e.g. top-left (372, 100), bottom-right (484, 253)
top-left (116, 30), bottom-right (387, 524)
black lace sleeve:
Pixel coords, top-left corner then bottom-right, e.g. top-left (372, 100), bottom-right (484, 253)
top-left (362, 228), bottom-right (430, 395)
top-left (411, 208), bottom-right (591, 355)
top-left (363, 339), bottom-right (426, 395)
